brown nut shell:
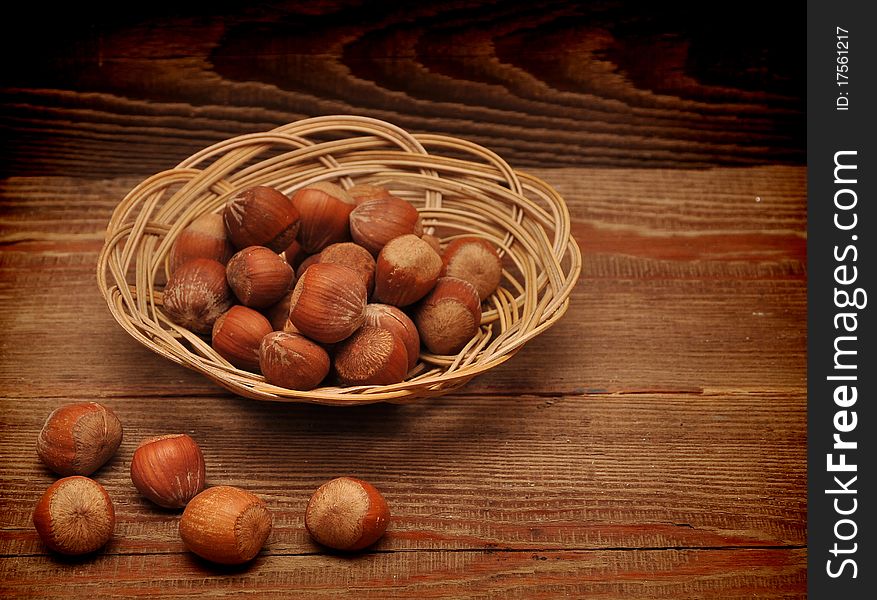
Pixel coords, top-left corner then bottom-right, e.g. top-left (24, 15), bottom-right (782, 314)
top-left (349, 196), bottom-right (423, 256)
top-left (420, 233), bottom-right (442, 256)
top-left (162, 258), bottom-right (234, 334)
top-left (441, 237), bottom-right (502, 300)
top-left (130, 434), bottom-right (206, 509)
top-left (295, 253), bottom-right (322, 279)
top-left (212, 305), bottom-right (274, 371)
top-left (36, 402), bottom-right (123, 477)
top-left (259, 331), bottom-right (330, 390)
top-left (291, 182), bottom-right (355, 253)
top-left (263, 290), bottom-right (296, 332)
top-left (363, 304), bottom-right (420, 371)
top-left (305, 477), bottom-right (390, 551)
top-left (223, 185), bottom-right (300, 252)
top-left (32, 476), bottom-right (115, 555)
top-left (288, 263), bottom-right (367, 344)
top-left (372, 234), bottom-right (442, 307)
top-left (179, 485), bottom-right (272, 564)
top-left (318, 242), bottom-right (376, 292)
top-left (169, 213), bottom-right (234, 274)
top-left (414, 277), bottom-right (482, 355)
top-left (226, 246), bottom-right (295, 309)
top-left (333, 326), bottom-right (409, 386)
top-left (347, 183), bottom-right (395, 205)
top-left (283, 238), bottom-right (305, 269)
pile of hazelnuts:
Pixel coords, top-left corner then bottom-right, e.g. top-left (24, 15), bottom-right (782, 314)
top-left (32, 402), bottom-right (390, 563)
top-left (162, 182), bottom-right (503, 389)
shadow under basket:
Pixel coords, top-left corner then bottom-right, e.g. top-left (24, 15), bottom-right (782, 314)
top-left (97, 115), bottom-right (582, 405)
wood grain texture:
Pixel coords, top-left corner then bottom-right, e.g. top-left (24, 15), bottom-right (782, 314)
top-left (0, 549), bottom-right (807, 599)
top-left (0, 3), bottom-right (807, 591)
top-left (0, 1), bottom-right (804, 177)
top-left (0, 167), bottom-right (805, 397)
top-left (0, 392), bottom-right (806, 552)
top-left (0, 166), bottom-right (806, 595)
top-left (1, 391), bottom-right (805, 597)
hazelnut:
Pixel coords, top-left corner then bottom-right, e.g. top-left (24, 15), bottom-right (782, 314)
top-left (295, 252), bottom-right (322, 279)
top-left (333, 326), bottom-right (408, 386)
top-left (305, 477), bottom-right (390, 551)
top-left (162, 258), bottom-right (234, 334)
top-left (317, 242), bottom-right (376, 291)
top-left (32, 476), bottom-right (115, 555)
top-left (212, 305), bottom-right (274, 371)
top-left (169, 212), bottom-right (234, 274)
top-left (282, 318), bottom-right (302, 335)
top-left (223, 185), bottom-right (300, 252)
top-left (347, 183), bottom-right (395, 205)
top-left (130, 434), bottom-right (206, 509)
top-left (36, 402), bottom-right (123, 476)
top-left (373, 234), bottom-right (442, 307)
top-left (259, 331), bottom-right (330, 391)
top-left (283, 239), bottom-right (305, 269)
top-left (179, 485), bottom-right (272, 564)
top-left (281, 299), bottom-right (303, 334)
top-left (288, 263), bottom-right (367, 344)
top-left (291, 182), bottom-right (355, 253)
top-left (441, 237), bottom-right (502, 300)
top-left (421, 233), bottom-right (442, 255)
top-left (226, 246), bottom-right (295, 309)
top-left (414, 277), bottom-right (482, 355)
top-left (363, 304), bottom-right (420, 371)
top-left (349, 196), bottom-right (423, 256)
top-left (263, 290), bottom-right (296, 331)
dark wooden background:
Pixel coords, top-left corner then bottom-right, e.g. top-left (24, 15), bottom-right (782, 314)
top-left (1, 1), bottom-right (806, 598)
top-left (1, 0), bottom-right (804, 176)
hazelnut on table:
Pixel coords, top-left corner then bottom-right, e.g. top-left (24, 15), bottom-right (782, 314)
top-left (36, 401), bottom-right (123, 477)
top-left (305, 477), bottom-right (390, 552)
top-left (179, 485), bottom-right (272, 565)
top-left (130, 434), bottom-right (206, 509)
top-left (33, 476), bottom-right (115, 555)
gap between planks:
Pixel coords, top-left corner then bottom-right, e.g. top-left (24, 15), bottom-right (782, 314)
top-left (0, 544), bottom-right (808, 560)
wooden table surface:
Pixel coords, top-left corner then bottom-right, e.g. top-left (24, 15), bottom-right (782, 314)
top-left (0, 3), bottom-right (806, 598)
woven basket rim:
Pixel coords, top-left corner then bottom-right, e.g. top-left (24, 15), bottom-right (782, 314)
top-left (97, 115), bottom-right (582, 405)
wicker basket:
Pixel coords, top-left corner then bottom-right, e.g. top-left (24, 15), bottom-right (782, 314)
top-left (97, 115), bottom-right (581, 405)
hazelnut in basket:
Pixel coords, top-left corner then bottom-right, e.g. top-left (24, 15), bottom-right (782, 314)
top-left (99, 116), bottom-right (580, 403)
top-left (161, 183), bottom-right (498, 387)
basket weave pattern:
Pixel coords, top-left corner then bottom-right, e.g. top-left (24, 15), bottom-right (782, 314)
top-left (97, 116), bottom-right (581, 405)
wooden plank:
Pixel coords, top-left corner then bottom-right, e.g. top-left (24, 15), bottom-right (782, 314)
top-left (0, 4), bottom-right (808, 595)
top-left (0, 548), bottom-right (807, 599)
top-left (0, 165), bottom-right (808, 262)
top-left (0, 260), bottom-right (806, 397)
top-left (0, 167), bottom-right (806, 397)
top-left (0, 392), bottom-right (806, 557)
top-left (1, 3), bottom-right (803, 176)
